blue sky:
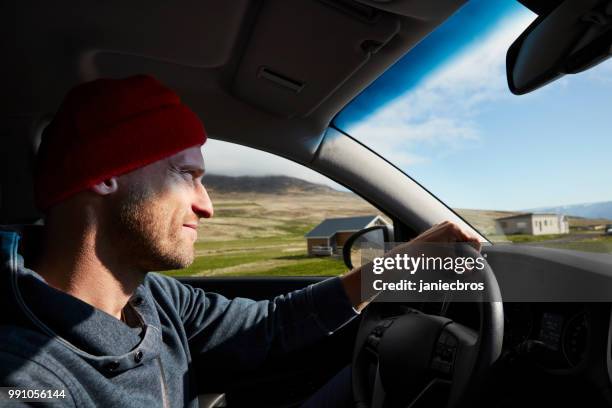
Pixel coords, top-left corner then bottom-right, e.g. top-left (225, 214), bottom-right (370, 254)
top-left (335, 0), bottom-right (612, 211)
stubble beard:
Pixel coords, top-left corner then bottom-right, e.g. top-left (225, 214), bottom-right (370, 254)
top-left (114, 184), bottom-right (195, 272)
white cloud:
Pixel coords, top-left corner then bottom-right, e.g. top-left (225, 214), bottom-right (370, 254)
top-left (201, 139), bottom-right (344, 189)
top-left (349, 117), bottom-right (480, 167)
top-left (425, 13), bottom-right (535, 106)
top-left (350, 11), bottom-right (536, 164)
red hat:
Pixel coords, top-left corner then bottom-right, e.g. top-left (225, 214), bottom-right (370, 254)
top-left (34, 75), bottom-right (207, 210)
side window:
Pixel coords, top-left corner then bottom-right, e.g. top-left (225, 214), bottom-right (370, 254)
top-left (166, 140), bottom-right (389, 277)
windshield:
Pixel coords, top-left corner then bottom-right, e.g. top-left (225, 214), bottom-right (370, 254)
top-left (334, 0), bottom-right (612, 254)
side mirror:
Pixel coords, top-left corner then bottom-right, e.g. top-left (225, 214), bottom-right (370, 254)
top-left (342, 225), bottom-right (394, 270)
top-left (507, 0), bottom-right (612, 95)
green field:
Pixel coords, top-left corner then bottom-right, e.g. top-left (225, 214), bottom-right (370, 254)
top-left (504, 233), bottom-right (569, 243)
top-left (163, 193), bottom-right (612, 278)
top-left (165, 229), bottom-right (347, 277)
top-left (486, 232), bottom-right (612, 253)
top-left (526, 235), bottom-right (612, 253)
top-left (162, 192), bottom-right (379, 277)
top-left (166, 231), bottom-right (612, 278)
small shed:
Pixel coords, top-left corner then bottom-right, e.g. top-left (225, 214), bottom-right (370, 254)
top-left (305, 215), bottom-right (389, 256)
top-left (497, 213), bottom-right (569, 235)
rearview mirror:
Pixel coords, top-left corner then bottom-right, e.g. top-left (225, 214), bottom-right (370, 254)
top-left (342, 225), bottom-right (394, 270)
top-left (507, 0), bottom-right (612, 95)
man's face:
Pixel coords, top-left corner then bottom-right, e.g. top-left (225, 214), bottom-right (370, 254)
top-left (107, 145), bottom-right (213, 272)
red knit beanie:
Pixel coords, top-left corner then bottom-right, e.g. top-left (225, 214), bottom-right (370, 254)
top-left (34, 75), bottom-right (207, 210)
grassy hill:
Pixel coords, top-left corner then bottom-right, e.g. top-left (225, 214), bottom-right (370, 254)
top-left (204, 174), bottom-right (340, 195)
top-left (166, 188), bottom-right (381, 277)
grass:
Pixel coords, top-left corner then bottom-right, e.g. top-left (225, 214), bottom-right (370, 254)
top-left (166, 242), bottom-right (347, 277)
top-left (190, 250), bottom-right (286, 270)
top-left (220, 258), bottom-right (347, 277)
top-left (164, 218), bottom-right (348, 277)
top-left (213, 209), bottom-right (250, 217)
top-left (275, 221), bottom-right (314, 235)
top-left (213, 202), bottom-right (261, 207)
top-left (193, 235), bottom-right (303, 250)
top-left (536, 235), bottom-right (612, 253)
top-left (161, 193), bottom-right (612, 278)
top-left (504, 233), bottom-right (567, 243)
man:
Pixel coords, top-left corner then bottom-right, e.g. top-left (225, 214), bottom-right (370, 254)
top-left (0, 75), bottom-right (479, 407)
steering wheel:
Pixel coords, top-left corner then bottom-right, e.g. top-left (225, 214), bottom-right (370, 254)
top-left (352, 246), bottom-right (503, 408)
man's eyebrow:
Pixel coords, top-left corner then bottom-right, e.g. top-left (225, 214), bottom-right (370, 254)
top-left (173, 163), bottom-right (205, 178)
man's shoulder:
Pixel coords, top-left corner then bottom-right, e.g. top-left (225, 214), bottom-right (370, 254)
top-left (142, 272), bottom-right (207, 309)
top-left (0, 325), bottom-right (67, 377)
top-left (144, 271), bottom-right (190, 294)
top-left (0, 324), bottom-right (51, 352)
top-left (0, 325), bottom-right (69, 366)
top-left (143, 272), bottom-right (239, 325)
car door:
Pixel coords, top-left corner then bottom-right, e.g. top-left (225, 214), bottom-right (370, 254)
top-left (182, 275), bottom-right (359, 407)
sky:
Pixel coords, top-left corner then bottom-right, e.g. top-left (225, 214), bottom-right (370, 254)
top-left (202, 139), bottom-right (343, 189)
top-left (203, 0), bottom-right (612, 211)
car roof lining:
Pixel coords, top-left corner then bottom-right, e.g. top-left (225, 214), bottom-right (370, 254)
top-left (4, 0), bottom-right (467, 160)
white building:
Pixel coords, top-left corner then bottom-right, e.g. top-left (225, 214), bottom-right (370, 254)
top-left (497, 213), bottom-right (569, 235)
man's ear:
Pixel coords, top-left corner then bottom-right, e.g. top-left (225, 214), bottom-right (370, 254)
top-left (90, 178), bottom-right (119, 196)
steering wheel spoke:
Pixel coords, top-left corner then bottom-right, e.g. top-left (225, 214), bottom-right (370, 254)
top-left (430, 323), bottom-right (478, 380)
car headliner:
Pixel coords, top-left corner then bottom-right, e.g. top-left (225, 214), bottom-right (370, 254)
top-left (3, 0), bottom-right (475, 161)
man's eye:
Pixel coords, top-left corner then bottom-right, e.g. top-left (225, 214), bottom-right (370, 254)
top-left (181, 171), bottom-right (205, 185)
top-left (180, 171), bottom-right (194, 180)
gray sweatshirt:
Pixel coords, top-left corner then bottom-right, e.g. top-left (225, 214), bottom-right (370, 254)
top-left (0, 228), bottom-right (357, 407)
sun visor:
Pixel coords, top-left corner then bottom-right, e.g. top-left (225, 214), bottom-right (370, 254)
top-left (231, 0), bottom-right (400, 118)
top-left (354, 0), bottom-right (467, 20)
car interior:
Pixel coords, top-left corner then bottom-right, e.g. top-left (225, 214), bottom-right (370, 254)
top-left (3, 0), bottom-right (612, 407)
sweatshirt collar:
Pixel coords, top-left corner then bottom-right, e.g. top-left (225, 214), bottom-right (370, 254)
top-left (1, 227), bottom-right (163, 374)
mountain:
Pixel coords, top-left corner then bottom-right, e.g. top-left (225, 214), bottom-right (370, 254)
top-left (203, 175), bottom-right (612, 223)
top-left (526, 201), bottom-right (612, 220)
top-left (203, 174), bottom-right (342, 195)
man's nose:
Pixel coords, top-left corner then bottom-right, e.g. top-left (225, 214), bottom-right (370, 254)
top-left (193, 184), bottom-right (214, 219)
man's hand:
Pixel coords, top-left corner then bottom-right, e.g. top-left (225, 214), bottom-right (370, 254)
top-left (397, 220), bottom-right (481, 252)
top-left (340, 221), bottom-right (481, 311)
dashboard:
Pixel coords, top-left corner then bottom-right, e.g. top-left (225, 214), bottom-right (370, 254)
top-left (502, 303), bottom-right (591, 371)
top-left (397, 301), bottom-right (612, 407)
top-left (404, 301), bottom-right (601, 373)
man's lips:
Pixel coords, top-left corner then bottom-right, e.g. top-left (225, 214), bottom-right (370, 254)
top-left (183, 224), bottom-right (198, 240)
